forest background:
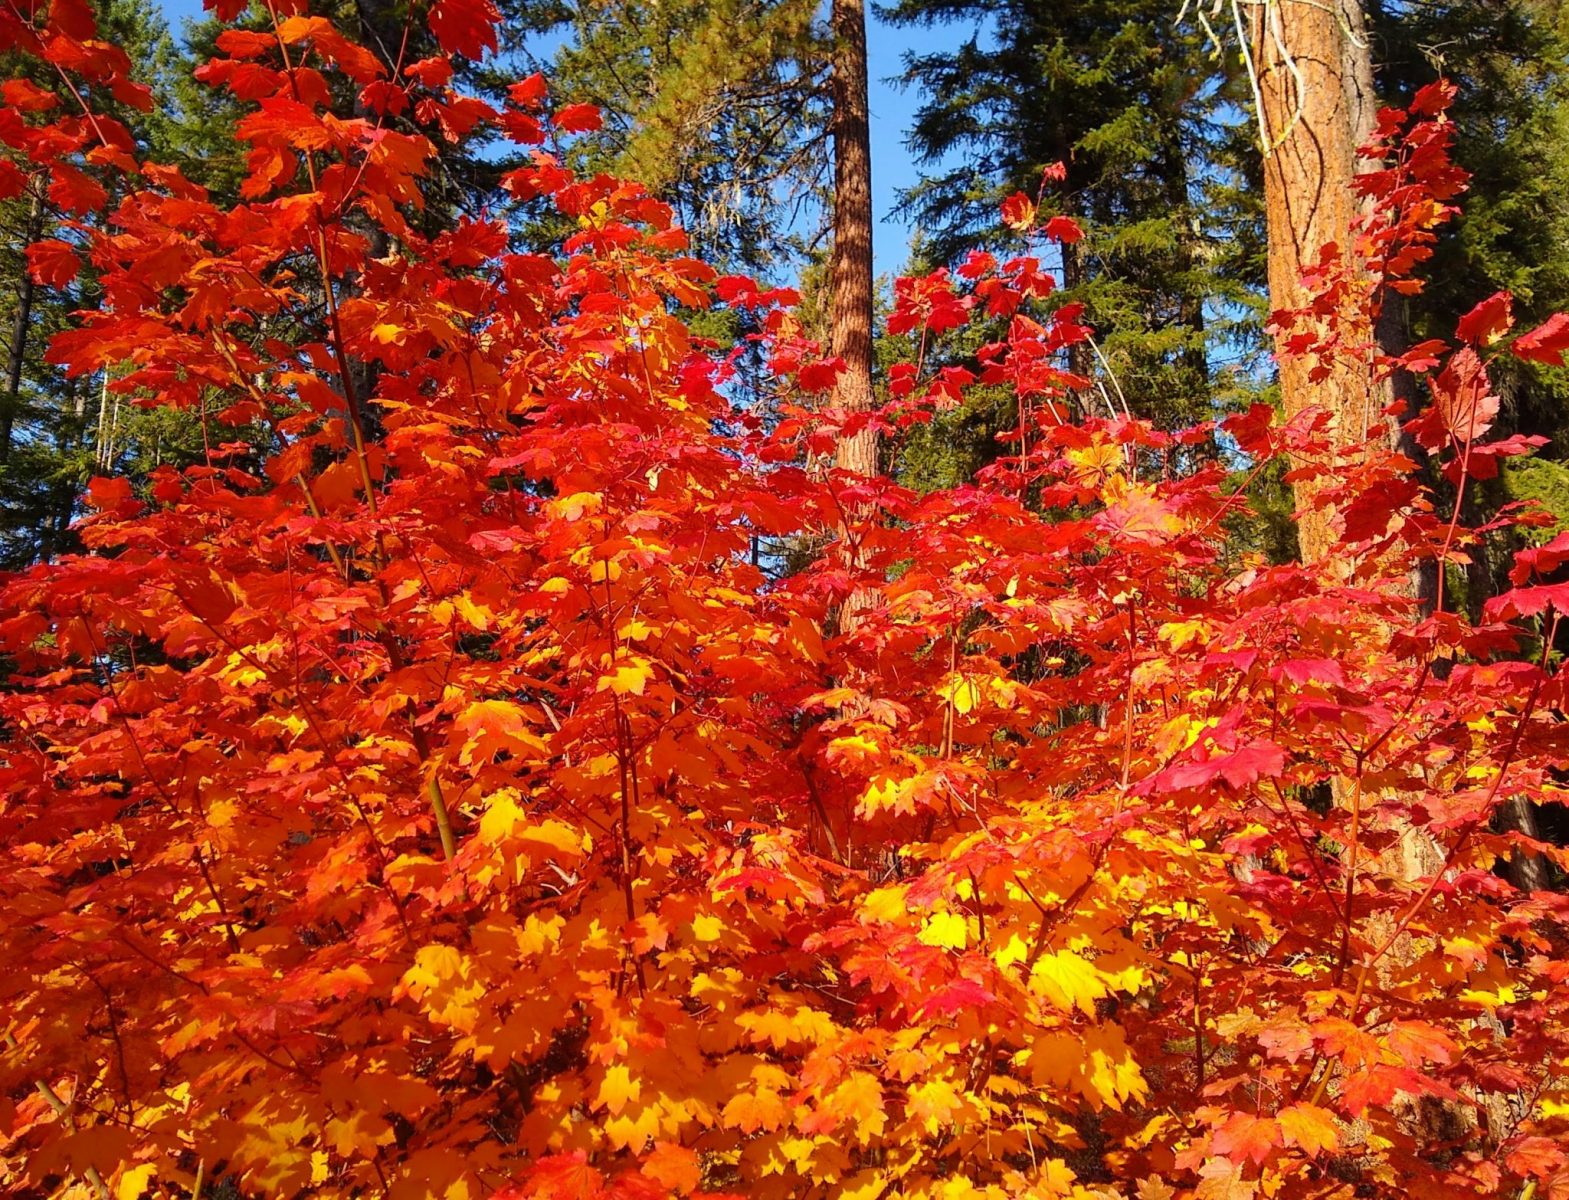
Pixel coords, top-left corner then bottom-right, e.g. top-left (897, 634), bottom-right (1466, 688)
top-left (8, 0), bottom-right (1569, 574)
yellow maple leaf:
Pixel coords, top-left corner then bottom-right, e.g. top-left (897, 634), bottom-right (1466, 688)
top-left (326, 1109), bottom-right (394, 1158)
top-left (452, 592), bottom-right (492, 630)
top-left (116, 1165), bottom-right (156, 1200)
top-left (860, 885), bottom-right (907, 923)
top-left (918, 910), bottom-right (968, 951)
top-left (937, 674), bottom-right (982, 714)
top-left (1066, 438), bottom-right (1123, 485)
top-left (908, 1077), bottom-right (963, 1134)
top-left (454, 699), bottom-right (547, 766)
top-left (1032, 949), bottom-right (1107, 1015)
top-left (1459, 982), bottom-right (1516, 1008)
top-left (597, 1063), bottom-right (641, 1116)
top-left (1194, 1157), bottom-right (1255, 1200)
top-left (477, 789), bottom-right (526, 844)
top-left (1277, 1103), bottom-right (1339, 1157)
top-left (837, 1172), bottom-right (888, 1200)
top-left (1157, 618), bottom-right (1210, 650)
top-left (404, 944), bottom-right (466, 991)
top-left (598, 657), bottom-right (653, 696)
top-left (834, 1071), bottom-right (886, 1143)
top-left (604, 1102), bottom-right (662, 1154)
top-left (515, 818), bottom-right (589, 859)
top-left (550, 491), bottom-right (602, 521)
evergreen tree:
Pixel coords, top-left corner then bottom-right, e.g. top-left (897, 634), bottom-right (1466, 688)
top-left (0, 0), bottom-right (230, 567)
top-left (884, 0), bottom-right (1256, 438)
top-left (518, 0), bottom-right (830, 275)
top-left (1244, 0), bottom-right (1390, 567)
top-left (1370, 0), bottom-right (1569, 549)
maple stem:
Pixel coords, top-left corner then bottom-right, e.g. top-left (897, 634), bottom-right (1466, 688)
top-left (613, 705), bottom-right (638, 924)
top-left (1262, 779), bottom-right (1338, 911)
top-left (220, 285), bottom-right (435, 886)
top-left (800, 762), bottom-right (845, 866)
top-left (597, 562), bottom-right (645, 940)
top-left (291, 471), bottom-right (349, 579)
top-left (4, 1034), bottom-right (110, 1200)
top-left (428, 769), bottom-right (457, 862)
top-left (1121, 608), bottom-right (1137, 788)
top-left (191, 1158), bottom-right (205, 1200)
top-left (79, 967), bottom-right (133, 1118)
top-left (1431, 434), bottom-right (1475, 617)
top-left (610, 702), bottom-right (649, 995)
top-left (316, 241), bottom-right (383, 527)
top-left (1, 0), bottom-right (116, 158)
top-left (1309, 617), bottom-right (1557, 1108)
top-left (1335, 766), bottom-right (1366, 983)
top-left (205, 336), bottom-right (352, 582)
top-left (942, 633), bottom-right (956, 760)
top-left (193, 847), bottom-right (242, 953)
top-left (1346, 638), bottom-right (1553, 1013)
top-left (262, 0), bottom-right (384, 538)
top-left (1192, 969), bottom-right (1206, 1089)
top-left (76, 619), bottom-right (251, 953)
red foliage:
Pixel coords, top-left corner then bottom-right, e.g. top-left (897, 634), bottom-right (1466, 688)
top-left (3, 6), bottom-right (1569, 1200)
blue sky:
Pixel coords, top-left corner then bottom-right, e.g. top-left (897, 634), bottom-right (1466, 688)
top-left (151, 0), bottom-right (966, 276)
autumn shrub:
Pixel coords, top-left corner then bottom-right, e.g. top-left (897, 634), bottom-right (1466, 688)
top-left (3, 4), bottom-right (1569, 1199)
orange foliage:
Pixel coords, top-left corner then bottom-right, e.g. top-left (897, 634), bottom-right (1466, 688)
top-left (3, 6), bottom-right (1569, 1199)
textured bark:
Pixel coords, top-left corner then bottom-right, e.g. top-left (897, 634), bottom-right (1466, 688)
top-left (1254, 17), bottom-right (1523, 1143)
top-left (1497, 795), bottom-right (1550, 893)
top-left (829, 0), bottom-right (876, 630)
top-left (1251, 0), bottom-right (1389, 564)
top-left (829, 0), bottom-right (875, 480)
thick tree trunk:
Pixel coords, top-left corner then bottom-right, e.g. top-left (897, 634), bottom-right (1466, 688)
top-left (1251, 0), bottom-right (1389, 563)
top-left (1254, 9), bottom-right (1521, 1147)
top-left (829, 0), bottom-right (875, 480)
top-left (829, 0), bottom-right (876, 631)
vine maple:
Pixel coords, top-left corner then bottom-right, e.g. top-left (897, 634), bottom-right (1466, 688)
top-left (3, 3), bottom-right (1569, 1199)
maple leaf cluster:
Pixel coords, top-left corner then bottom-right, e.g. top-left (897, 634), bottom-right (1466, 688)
top-left (3, 6), bottom-right (1569, 1200)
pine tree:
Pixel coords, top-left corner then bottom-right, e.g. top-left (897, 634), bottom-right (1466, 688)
top-left (0, 0), bottom-right (226, 567)
top-left (1244, 0), bottom-right (1397, 567)
top-left (1372, 0), bottom-right (1569, 544)
top-left (885, 0), bottom-right (1253, 436)
top-left (1370, 0), bottom-right (1569, 885)
top-left (522, 0), bottom-right (829, 275)
top-left (829, 0), bottom-right (875, 473)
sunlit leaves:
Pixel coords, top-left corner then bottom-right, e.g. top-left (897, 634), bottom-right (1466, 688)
top-left (1434, 346), bottom-right (1499, 444)
top-left (428, 0), bottom-right (500, 59)
top-left (3, 16), bottom-right (1569, 1200)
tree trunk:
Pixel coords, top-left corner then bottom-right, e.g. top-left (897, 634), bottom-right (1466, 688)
top-left (2, 191), bottom-right (44, 465)
top-left (1059, 238), bottom-right (1094, 385)
top-left (829, 0), bottom-right (875, 479)
top-left (1158, 114), bottom-right (1210, 428)
top-left (1250, 0), bottom-right (1389, 564)
top-left (829, 0), bottom-right (876, 630)
top-left (1254, 7), bottom-right (1519, 1148)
